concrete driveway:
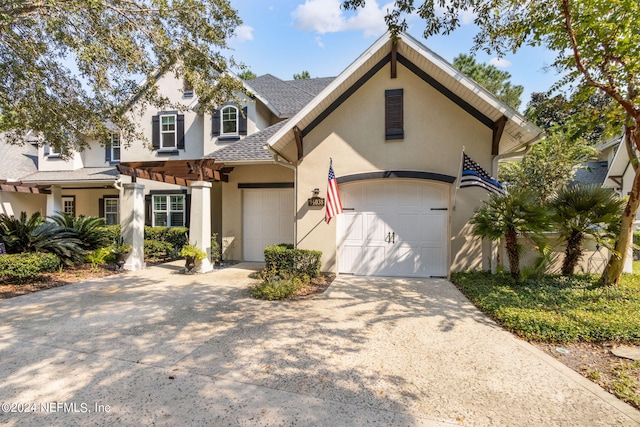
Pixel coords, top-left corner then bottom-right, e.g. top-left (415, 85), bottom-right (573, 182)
top-left (0, 262), bottom-right (638, 426)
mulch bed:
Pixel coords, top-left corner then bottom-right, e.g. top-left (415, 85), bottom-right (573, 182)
top-left (290, 274), bottom-right (335, 299)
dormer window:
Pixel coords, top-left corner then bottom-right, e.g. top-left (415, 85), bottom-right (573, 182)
top-left (222, 106), bottom-right (238, 135)
top-left (45, 143), bottom-right (61, 157)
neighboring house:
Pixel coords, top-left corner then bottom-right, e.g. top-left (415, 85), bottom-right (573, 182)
top-left (0, 32), bottom-right (544, 277)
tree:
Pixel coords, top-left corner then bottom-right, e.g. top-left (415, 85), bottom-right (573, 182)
top-left (238, 70), bottom-right (257, 81)
top-left (550, 185), bottom-right (623, 276)
top-left (453, 54), bottom-right (523, 110)
top-left (499, 131), bottom-right (596, 203)
top-left (343, 0), bottom-right (640, 285)
top-left (1, 0), bottom-right (244, 153)
top-left (293, 70), bottom-right (311, 80)
top-left (470, 189), bottom-right (552, 281)
top-left (525, 91), bottom-right (612, 145)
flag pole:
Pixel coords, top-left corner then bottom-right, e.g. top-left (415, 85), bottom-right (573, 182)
top-left (453, 146), bottom-right (465, 210)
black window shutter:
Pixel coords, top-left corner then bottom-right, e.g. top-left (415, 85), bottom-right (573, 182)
top-left (177, 114), bottom-right (185, 149)
top-left (145, 195), bottom-right (152, 226)
top-left (151, 115), bottom-right (160, 149)
top-left (185, 194), bottom-right (191, 228)
top-left (212, 109), bottom-right (221, 136)
top-left (239, 107), bottom-right (248, 135)
top-left (98, 198), bottom-right (104, 218)
top-left (385, 89), bottom-right (404, 140)
top-left (105, 141), bottom-right (111, 162)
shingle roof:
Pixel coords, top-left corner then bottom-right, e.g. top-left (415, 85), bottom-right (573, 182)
top-left (22, 167), bottom-right (118, 183)
top-left (0, 137), bottom-right (39, 180)
top-left (247, 74), bottom-right (334, 118)
top-left (571, 161), bottom-right (610, 187)
top-left (207, 120), bottom-right (288, 162)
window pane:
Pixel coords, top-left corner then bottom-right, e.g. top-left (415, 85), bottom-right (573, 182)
top-left (154, 213), bottom-right (167, 227)
top-left (153, 196), bottom-right (167, 211)
top-left (170, 195), bottom-right (184, 210)
top-left (111, 133), bottom-right (120, 147)
top-left (170, 212), bottom-right (184, 227)
top-left (105, 199), bottom-right (118, 213)
top-left (112, 147), bottom-right (121, 161)
top-left (222, 107), bottom-right (237, 134)
top-left (105, 213), bottom-right (118, 225)
top-left (162, 132), bottom-right (175, 148)
top-left (161, 116), bottom-right (175, 131)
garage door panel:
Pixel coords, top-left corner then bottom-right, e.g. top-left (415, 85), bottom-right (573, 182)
top-left (338, 180), bottom-right (449, 278)
top-left (243, 189), bottom-right (293, 262)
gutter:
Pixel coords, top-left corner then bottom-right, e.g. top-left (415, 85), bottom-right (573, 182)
top-left (264, 144), bottom-right (298, 248)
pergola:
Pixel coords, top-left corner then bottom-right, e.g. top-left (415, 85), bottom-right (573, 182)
top-left (0, 180), bottom-right (51, 194)
top-left (115, 158), bottom-right (233, 273)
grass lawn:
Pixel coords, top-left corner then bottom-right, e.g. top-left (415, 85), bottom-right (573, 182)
top-left (451, 271), bottom-right (640, 409)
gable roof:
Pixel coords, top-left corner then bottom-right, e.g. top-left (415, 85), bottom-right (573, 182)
top-left (267, 32), bottom-right (543, 157)
top-left (245, 74), bottom-right (334, 118)
top-left (572, 161), bottom-right (610, 187)
top-left (0, 136), bottom-right (39, 181)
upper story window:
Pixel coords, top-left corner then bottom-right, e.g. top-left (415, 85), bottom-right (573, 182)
top-left (110, 133), bottom-right (121, 162)
top-left (212, 105), bottom-right (247, 141)
top-left (183, 79), bottom-right (194, 98)
top-left (221, 106), bottom-right (238, 135)
top-left (151, 112), bottom-right (184, 151)
top-left (161, 114), bottom-right (177, 148)
top-left (45, 143), bottom-right (61, 157)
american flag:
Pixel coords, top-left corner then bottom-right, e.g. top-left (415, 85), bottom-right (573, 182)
top-left (459, 152), bottom-right (506, 195)
top-left (325, 159), bottom-right (343, 223)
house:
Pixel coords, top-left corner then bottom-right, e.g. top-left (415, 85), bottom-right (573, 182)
top-left (0, 32), bottom-right (544, 277)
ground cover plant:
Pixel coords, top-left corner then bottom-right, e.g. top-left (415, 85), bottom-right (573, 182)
top-left (451, 271), bottom-right (640, 408)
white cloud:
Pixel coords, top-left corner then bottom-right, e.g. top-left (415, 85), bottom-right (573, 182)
top-left (292, 0), bottom-right (390, 37)
top-left (234, 25), bottom-right (254, 42)
top-left (315, 37), bottom-right (325, 48)
top-left (489, 57), bottom-right (512, 68)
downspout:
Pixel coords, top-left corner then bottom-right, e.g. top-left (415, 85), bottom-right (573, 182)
top-left (264, 144), bottom-right (298, 248)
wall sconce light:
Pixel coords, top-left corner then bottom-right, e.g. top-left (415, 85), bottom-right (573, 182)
top-left (312, 188), bottom-right (320, 197)
top-left (308, 188), bottom-right (325, 207)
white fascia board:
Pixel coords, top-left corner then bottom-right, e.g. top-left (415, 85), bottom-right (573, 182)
top-left (267, 32), bottom-right (392, 149)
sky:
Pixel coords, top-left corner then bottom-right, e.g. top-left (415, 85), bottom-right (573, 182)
top-left (224, 0), bottom-right (562, 113)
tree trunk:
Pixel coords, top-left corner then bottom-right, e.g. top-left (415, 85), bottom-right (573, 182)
top-left (505, 226), bottom-right (520, 281)
top-left (602, 126), bottom-right (640, 285)
top-left (561, 230), bottom-right (583, 276)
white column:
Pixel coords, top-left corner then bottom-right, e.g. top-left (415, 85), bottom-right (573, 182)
top-left (122, 183), bottom-right (146, 271)
top-left (189, 181), bottom-right (213, 273)
top-left (46, 185), bottom-right (62, 218)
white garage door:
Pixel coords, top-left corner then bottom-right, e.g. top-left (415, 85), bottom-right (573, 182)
top-left (243, 189), bottom-right (294, 262)
top-left (337, 180), bottom-right (449, 277)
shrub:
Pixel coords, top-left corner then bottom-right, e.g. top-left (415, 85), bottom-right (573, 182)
top-left (103, 225), bottom-right (121, 243)
top-left (85, 247), bottom-right (111, 270)
top-left (144, 239), bottom-right (174, 259)
top-left (50, 212), bottom-right (110, 250)
top-left (264, 244), bottom-right (321, 278)
top-left (250, 275), bottom-right (304, 300)
top-left (180, 244), bottom-right (207, 261)
top-left (0, 252), bottom-right (60, 283)
top-left (0, 211), bottom-right (45, 253)
top-left (634, 231), bottom-right (640, 260)
top-left (163, 228), bottom-right (189, 252)
top-left (211, 233), bottom-right (220, 263)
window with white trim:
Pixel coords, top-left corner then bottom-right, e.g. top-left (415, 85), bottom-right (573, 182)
top-left (160, 114), bottom-right (177, 148)
top-left (104, 197), bottom-right (119, 225)
top-left (152, 194), bottom-right (185, 227)
top-left (110, 133), bottom-right (121, 162)
top-left (221, 106), bottom-right (238, 135)
top-left (62, 196), bottom-right (75, 216)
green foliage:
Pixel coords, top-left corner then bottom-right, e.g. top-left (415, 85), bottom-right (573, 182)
top-left (499, 132), bottom-right (596, 203)
top-left (144, 240), bottom-right (174, 259)
top-left (85, 247), bottom-right (111, 270)
top-left (238, 70), bottom-right (257, 80)
top-left (250, 272), bottom-right (305, 300)
top-left (453, 54), bottom-right (523, 110)
top-left (550, 185), bottom-right (623, 276)
top-left (50, 212), bottom-right (110, 250)
top-left (451, 271), bottom-right (640, 343)
top-left (0, 252), bottom-right (60, 283)
top-left (0, 212), bottom-right (85, 265)
top-left (109, 236), bottom-right (131, 255)
top-left (210, 233), bottom-right (220, 263)
top-left (103, 225), bottom-right (121, 243)
top-left (264, 244), bottom-right (321, 278)
top-left (634, 232), bottom-right (640, 261)
top-left (2, 0), bottom-right (244, 153)
top-left (293, 70), bottom-right (311, 80)
top-left (180, 244), bottom-right (207, 261)
top-left (144, 227), bottom-right (189, 253)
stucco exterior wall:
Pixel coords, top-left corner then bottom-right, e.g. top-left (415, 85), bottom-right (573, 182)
top-left (61, 188), bottom-right (120, 217)
top-left (0, 193), bottom-right (46, 217)
top-left (221, 164), bottom-right (294, 262)
top-left (293, 62), bottom-right (494, 273)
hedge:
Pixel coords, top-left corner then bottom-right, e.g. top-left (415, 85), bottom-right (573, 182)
top-left (264, 244), bottom-right (321, 278)
top-left (635, 231), bottom-right (640, 260)
top-left (103, 225), bottom-right (188, 254)
top-left (0, 252), bottom-right (60, 283)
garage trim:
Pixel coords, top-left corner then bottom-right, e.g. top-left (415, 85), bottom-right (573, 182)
top-left (337, 170), bottom-right (456, 185)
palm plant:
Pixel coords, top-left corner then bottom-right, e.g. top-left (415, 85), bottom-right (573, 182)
top-left (550, 185), bottom-right (623, 276)
top-left (0, 212), bottom-right (45, 253)
top-left (50, 212), bottom-right (109, 250)
top-left (470, 189), bottom-right (553, 281)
